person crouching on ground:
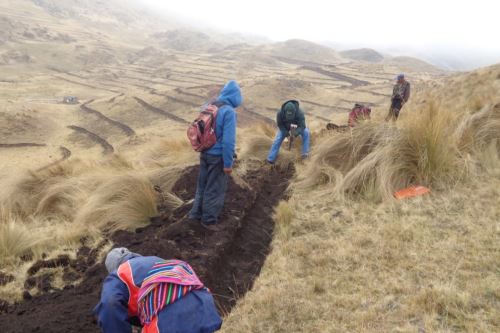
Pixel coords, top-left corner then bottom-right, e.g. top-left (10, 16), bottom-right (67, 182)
top-left (188, 80), bottom-right (242, 229)
top-left (348, 103), bottom-right (371, 127)
top-left (267, 100), bottom-right (310, 164)
top-left (386, 73), bottom-right (410, 121)
top-left (94, 247), bottom-right (222, 333)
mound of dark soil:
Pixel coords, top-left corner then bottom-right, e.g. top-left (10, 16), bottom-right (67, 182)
top-left (0, 272), bottom-right (14, 286)
top-left (0, 163), bottom-right (293, 332)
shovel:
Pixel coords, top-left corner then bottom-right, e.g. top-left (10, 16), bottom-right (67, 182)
top-left (287, 125), bottom-right (298, 150)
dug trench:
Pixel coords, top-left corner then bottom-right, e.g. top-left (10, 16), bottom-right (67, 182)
top-left (0, 163), bottom-right (294, 332)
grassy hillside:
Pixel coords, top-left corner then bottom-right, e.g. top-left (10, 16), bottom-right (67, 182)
top-left (385, 56), bottom-right (443, 74)
top-left (222, 65), bottom-right (500, 332)
top-left (340, 48), bottom-right (384, 63)
top-left (0, 1), bottom-right (497, 332)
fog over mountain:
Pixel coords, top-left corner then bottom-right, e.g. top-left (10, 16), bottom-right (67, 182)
top-left (139, 0), bottom-right (500, 71)
top-left (324, 42), bottom-right (500, 71)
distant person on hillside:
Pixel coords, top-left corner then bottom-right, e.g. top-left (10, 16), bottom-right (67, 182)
top-left (348, 103), bottom-right (371, 127)
top-left (188, 80), bottom-right (242, 230)
top-left (267, 100), bottom-right (310, 163)
top-left (386, 74), bottom-right (411, 121)
top-left (94, 247), bottom-right (222, 333)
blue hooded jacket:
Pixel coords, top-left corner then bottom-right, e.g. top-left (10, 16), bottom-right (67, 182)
top-left (205, 80), bottom-right (242, 168)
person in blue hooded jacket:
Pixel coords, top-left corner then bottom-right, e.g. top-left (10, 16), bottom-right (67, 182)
top-left (188, 80), bottom-right (242, 229)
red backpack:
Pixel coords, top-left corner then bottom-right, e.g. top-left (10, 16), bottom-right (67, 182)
top-left (187, 104), bottom-right (219, 152)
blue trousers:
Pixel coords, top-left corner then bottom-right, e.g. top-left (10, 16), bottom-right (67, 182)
top-left (189, 153), bottom-right (228, 225)
top-left (267, 128), bottom-right (310, 163)
top-left (148, 290), bottom-right (222, 333)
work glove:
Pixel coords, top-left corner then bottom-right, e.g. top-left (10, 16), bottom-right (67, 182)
top-left (294, 128), bottom-right (302, 137)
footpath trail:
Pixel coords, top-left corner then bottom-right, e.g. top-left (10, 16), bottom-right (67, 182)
top-left (36, 146), bottom-right (72, 172)
top-left (133, 97), bottom-right (190, 125)
top-left (0, 163), bottom-right (294, 333)
top-left (0, 143), bottom-right (46, 148)
top-left (67, 125), bottom-right (114, 155)
top-left (80, 102), bottom-right (136, 137)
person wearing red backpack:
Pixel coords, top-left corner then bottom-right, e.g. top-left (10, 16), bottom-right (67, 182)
top-left (188, 80), bottom-right (242, 230)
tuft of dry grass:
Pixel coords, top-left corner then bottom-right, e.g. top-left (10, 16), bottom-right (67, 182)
top-left (142, 138), bottom-right (198, 169)
top-left (455, 103), bottom-right (500, 153)
top-left (0, 209), bottom-right (42, 263)
top-left (73, 173), bottom-right (159, 233)
top-left (294, 99), bottom-right (498, 200)
top-left (273, 200), bottom-right (294, 240)
top-left (238, 123), bottom-right (276, 161)
top-left (0, 152), bottom-right (184, 275)
top-left (293, 123), bottom-right (389, 191)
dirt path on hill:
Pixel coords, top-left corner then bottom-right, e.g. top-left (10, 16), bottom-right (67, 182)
top-left (0, 143), bottom-right (46, 148)
top-left (80, 102), bottom-right (136, 136)
top-left (0, 163), bottom-right (293, 333)
top-left (133, 97), bottom-right (190, 124)
top-left (239, 106), bottom-right (275, 126)
top-left (301, 65), bottom-right (370, 87)
top-left (67, 125), bottom-right (114, 154)
top-left (52, 75), bottom-right (121, 93)
top-left (36, 146), bottom-right (72, 172)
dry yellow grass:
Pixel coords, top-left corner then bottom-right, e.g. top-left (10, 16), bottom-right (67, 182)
top-left (223, 171), bottom-right (500, 332)
top-left (294, 96), bottom-right (499, 202)
top-left (222, 66), bottom-right (500, 332)
top-left (73, 173), bottom-right (158, 233)
top-left (0, 2), bottom-right (499, 327)
top-left (0, 151), bottom-right (185, 300)
top-left (0, 208), bottom-right (42, 263)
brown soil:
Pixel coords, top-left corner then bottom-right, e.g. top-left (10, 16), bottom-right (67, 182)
top-left (0, 272), bottom-right (14, 286)
top-left (67, 125), bottom-right (114, 155)
top-left (80, 103), bottom-right (136, 136)
top-left (53, 75), bottom-right (121, 94)
top-left (301, 65), bottom-right (370, 87)
top-left (165, 95), bottom-right (200, 108)
top-left (239, 106), bottom-right (274, 127)
top-left (36, 146), bottom-right (72, 172)
top-left (133, 97), bottom-right (189, 125)
top-left (0, 143), bottom-right (46, 148)
top-left (0, 163), bottom-right (293, 332)
top-left (326, 123), bottom-right (350, 131)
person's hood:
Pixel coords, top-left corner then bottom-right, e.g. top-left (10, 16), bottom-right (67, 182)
top-left (218, 80), bottom-right (242, 108)
top-left (280, 100), bottom-right (300, 112)
top-left (281, 100), bottom-right (300, 121)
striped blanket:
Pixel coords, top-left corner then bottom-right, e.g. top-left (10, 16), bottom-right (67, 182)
top-left (137, 260), bottom-right (205, 325)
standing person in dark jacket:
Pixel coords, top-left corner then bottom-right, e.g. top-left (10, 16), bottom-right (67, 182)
top-left (386, 74), bottom-right (411, 121)
top-left (188, 80), bottom-right (242, 229)
top-left (94, 247), bottom-right (222, 333)
top-left (267, 100), bottom-right (310, 164)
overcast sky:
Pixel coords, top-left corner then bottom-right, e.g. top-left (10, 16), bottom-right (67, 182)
top-left (140, 0), bottom-right (500, 68)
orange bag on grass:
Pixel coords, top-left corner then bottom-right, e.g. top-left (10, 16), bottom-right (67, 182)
top-left (394, 186), bottom-right (430, 200)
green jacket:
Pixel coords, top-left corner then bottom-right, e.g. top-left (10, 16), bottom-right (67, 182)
top-left (277, 100), bottom-right (306, 137)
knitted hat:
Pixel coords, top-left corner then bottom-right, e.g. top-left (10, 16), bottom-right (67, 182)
top-left (105, 247), bottom-right (132, 273)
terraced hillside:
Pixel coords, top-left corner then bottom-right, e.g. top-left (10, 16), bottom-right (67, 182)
top-left (1, 1), bottom-right (479, 333)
